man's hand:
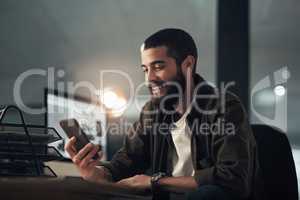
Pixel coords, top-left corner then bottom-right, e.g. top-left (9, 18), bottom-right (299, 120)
top-left (116, 175), bottom-right (151, 192)
top-left (65, 136), bottom-right (110, 182)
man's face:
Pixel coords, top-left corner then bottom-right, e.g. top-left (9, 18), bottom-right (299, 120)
top-left (141, 46), bottom-right (185, 105)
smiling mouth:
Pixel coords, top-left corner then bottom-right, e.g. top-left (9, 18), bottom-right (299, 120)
top-left (152, 86), bottom-right (162, 96)
top-left (150, 83), bottom-right (167, 96)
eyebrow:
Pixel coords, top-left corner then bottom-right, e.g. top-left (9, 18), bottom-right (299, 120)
top-left (141, 60), bottom-right (166, 68)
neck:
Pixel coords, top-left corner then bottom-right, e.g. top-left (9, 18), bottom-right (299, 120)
top-left (176, 75), bottom-right (194, 115)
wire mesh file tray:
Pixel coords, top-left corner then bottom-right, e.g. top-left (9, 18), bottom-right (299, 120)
top-left (0, 105), bottom-right (64, 177)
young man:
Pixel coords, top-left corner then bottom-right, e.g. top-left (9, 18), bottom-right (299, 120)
top-left (65, 29), bottom-right (259, 200)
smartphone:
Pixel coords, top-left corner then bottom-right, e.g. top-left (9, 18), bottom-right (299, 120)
top-left (60, 118), bottom-right (100, 160)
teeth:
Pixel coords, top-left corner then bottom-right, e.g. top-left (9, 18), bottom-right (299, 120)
top-left (152, 85), bottom-right (164, 96)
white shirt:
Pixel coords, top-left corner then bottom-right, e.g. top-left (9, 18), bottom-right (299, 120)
top-left (170, 105), bottom-right (195, 177)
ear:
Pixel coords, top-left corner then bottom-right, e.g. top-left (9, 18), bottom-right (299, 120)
top-left (181, 55), bottom-right (195, 76)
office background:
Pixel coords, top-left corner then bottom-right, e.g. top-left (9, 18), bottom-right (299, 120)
top-left (0, 0), bottom-right (299, 192)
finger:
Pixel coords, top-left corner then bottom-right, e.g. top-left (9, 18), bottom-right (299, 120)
top-left (79, 146), bottom-right (99, 168)
top-left (65, 137), bottom-right (77, 158)
top-left (71, 142), bottom-right (77, 153)
top-left (97, 150), bottom-right (103, 160)
top-left (86, 160), bottom-right (98, 168)
top-left (71, 146), bottom-right (77, 154)
top-left (73, 143), bottom-right (94, 163)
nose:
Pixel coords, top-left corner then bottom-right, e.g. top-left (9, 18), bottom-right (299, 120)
top-left (145, 68), bottom-right (157, 83)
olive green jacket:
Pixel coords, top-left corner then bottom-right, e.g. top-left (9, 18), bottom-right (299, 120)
top-left (104, 74), bottom-right (261, 199)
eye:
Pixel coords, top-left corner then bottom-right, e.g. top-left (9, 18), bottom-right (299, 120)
top-left (142, 66), bottom-right (148, 73)
top-left (153, 63), bottom-right (165, 71)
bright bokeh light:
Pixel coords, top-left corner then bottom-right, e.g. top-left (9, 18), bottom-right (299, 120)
top-left (111, 97), bottom-right (127, 117)
top-left (96, 88), bottom-right (127, 117)
top-left (274, 85), bottom-right (286, 96)
top-left (116, 97), bottom-right (127, 109)
top-left (103, 90), bottom-right (118, 109)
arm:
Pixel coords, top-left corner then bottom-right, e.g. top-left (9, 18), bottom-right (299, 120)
top-left (157, 176), bottom-right (198, 193)
top-left (65, 102), bottom-right (152, 185)
top-left (192, 93), bottom-right (256, 199)
top-left (115, 175), bottom-right (198, 193)
top-left (103, 103), bottom-right (152, 182)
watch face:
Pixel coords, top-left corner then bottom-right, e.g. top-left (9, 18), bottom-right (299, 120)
top-left (152, 172), bottom-right (166, 182)
top-left (151, 176), bottom-right (156, 183)
top-left (151, 172), bottom-right (167, 192)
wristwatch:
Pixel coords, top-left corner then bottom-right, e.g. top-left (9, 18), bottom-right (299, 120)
top-left (151, 172), bottom-right (166, 193)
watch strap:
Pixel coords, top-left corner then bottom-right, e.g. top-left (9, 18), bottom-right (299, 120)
top-left (151, 172), bottom-right (166, 193)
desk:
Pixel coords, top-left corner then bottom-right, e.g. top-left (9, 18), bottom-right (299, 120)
top-left (0, 176), bottom-right (152, 200)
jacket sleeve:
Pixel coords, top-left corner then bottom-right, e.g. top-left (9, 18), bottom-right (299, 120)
top-left (101, 104), bottom-right (151, 182)
top-left (193, 94), bottom-right (256, 199)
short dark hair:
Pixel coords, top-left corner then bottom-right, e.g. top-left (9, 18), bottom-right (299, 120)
top-left (143, 28), bottom-right (198, 73)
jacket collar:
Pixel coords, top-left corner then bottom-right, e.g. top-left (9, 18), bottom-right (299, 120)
top-left (188, 73), bottom-right (216, 121)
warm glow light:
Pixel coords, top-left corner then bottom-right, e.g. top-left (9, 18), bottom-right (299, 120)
top-left (274, 85), bottom-right (286, 96)
top-left (111, 97), bottom-right (127, 117)
top-left (115, 97), bottom-right (127, 109)
top-left (103, 90), bottom-right (118, 109)
top-left (96, 88), bottom-right (127, 117)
